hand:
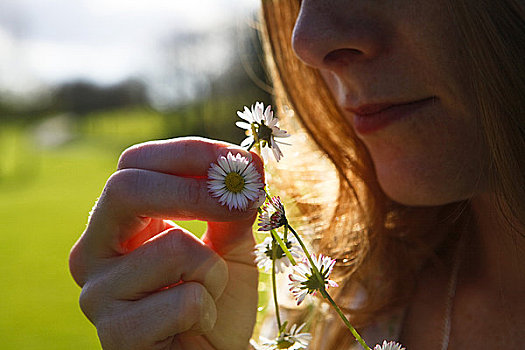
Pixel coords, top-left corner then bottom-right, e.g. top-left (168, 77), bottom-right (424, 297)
top-left (69, 137), bottom-right (264, 350)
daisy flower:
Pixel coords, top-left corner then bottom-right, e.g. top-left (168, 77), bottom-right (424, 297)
top-left (254, 234), bottom-right (302, 274)
top-left (374, 341), bottom-right (406, 350)
top-left (236, 101), bottom-right (264, 126)
top-left (250, 323), bottom-right (311, 350)
top-left (236, 102), bottom-right (290, 162)
top-left (258, 196), bottom-right (288, 231)
top-left (207, 152), bottom-right (263, 211)
top-left (289, 254), bottom-right (338, 305)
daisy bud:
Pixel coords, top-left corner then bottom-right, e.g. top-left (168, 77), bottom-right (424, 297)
top-left (374, 341), bottom-right (406, 350)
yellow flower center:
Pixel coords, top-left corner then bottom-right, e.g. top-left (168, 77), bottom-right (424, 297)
top-left (224, 172), bottom-right (245, 193)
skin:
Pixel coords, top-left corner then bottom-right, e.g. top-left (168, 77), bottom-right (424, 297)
top-left (293, 0), bottom-right (525, 349)
top-left (69, 138), bottom-right (262, 350)
top-left (292, 0), bottom-right (488, 207)
top-left (70, 1), bottom-right (525, 349)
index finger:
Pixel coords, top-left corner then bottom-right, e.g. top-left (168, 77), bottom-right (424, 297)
top-left (117, 137), bottom-right (262, 177)
top-left (74, 138), bottom-right (264, 259)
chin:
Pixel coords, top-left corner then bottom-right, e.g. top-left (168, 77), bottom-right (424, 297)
top-left (381, 185), bottom-right (450, 207)
top-left (375, 170), bottom-right (472, 207)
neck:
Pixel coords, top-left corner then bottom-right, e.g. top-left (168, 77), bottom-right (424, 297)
top-left (467, 193), bottom-right (525, 295)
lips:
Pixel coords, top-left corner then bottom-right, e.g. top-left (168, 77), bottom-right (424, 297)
top-left (346, 97), bottom-right (436, 134)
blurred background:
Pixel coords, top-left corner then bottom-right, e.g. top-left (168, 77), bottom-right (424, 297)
top-left (0, 0), bottom-right (272, 348)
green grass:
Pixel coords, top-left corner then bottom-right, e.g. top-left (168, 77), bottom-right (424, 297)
top-left (0, 107), bottom-right (272, 349)
top-left (0, 109), bottom-right (212, 349)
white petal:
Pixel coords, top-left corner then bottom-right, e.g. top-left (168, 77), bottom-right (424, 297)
top-left (217, 157), bottom-right (231, 173)
top-left (271, 128), bottom-right (290, 138)
top-left (267, 117), bottom-right (277, 128)
top-left (240, 136), bottom-right (254, 148)
top-left (208, 172), bottom-right (226, 181)
top-left (238, 196), bottom-right (248, 210)
top-left (210, 162), bottom-right (228, 177)
top-left (237, 106), bottom-right (254, 122)
top-left (263, 105), bottom-right (273, 123)
top-left (271, 142), bottom-right (283, 162)
top-left (235, 121), bottom-right (252, 130)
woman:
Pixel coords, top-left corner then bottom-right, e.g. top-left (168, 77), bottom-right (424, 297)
top-left (261, 1), bottom-right (525, 349)
top-left (69, 0), bottom-right (525, 349)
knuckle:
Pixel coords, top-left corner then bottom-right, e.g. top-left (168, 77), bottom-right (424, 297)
top-left (161, 228), bottom-right (211, 265)
top-left (69, 242), bottom-right (86, 286)
top-left (78, 279), bottom-right (104, 322)
top-left (96, 307), bottom-right (142, 349)
top-left (97, 316), bottom-right (126, 350)
top-left (182, 282), bottom-right (208, 316)
top-left (176, 177), bottom-right (203, 207)
top-left (84, 291), bottom-right (147, 349)
top-left (173, 237), bottom-right (226, 297)
top-left (117, 142), bottom-right (148, 170)
top-left (148, 229), bottom-right (193, 285)
top-left (151, 230), bottom-right (228, 297)
top-left (162, 228), bottom-right (192, 255)
top-left (102, 169), bottom-right (142, 206)
top-left (78, 289), bottom-right (92, 320)
top-left (78, 270), bottom-right (119, 324)
top-left (162, 230), bottom-right (200, 261)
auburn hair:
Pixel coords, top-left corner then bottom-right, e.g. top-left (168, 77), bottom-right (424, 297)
top-left (258, 0), bottom-right (525, 348)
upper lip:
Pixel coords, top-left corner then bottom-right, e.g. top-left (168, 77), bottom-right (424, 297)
top-left (345, 97), bottom-right (435, 116)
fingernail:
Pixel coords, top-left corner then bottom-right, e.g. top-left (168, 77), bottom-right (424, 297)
top-left (204, 258), bottom-right (228, 301)
top-left (200, 293), bottom-right (217, 332)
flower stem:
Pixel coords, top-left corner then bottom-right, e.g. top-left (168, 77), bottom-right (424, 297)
top-left (270, 229), bottom-right (297, 266)
top-left (271, 241), bottom-right (282, 333)
top-left (263, 187), bottom-right (272, 201)
top-left (250, 123), bottom-right (262, 155)
top-left (288, 224), bottom-right (370, 350)
top-left (321, 289), bottom-right (371, 350)
top-left (287, 225), bottom-right (324, 285)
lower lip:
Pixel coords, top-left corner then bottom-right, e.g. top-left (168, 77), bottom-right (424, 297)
top-left (352, 97), bottom-right (436, 134)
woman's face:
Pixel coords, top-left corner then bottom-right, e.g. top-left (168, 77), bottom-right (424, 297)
top-left (292, 0), bottom-right (490, 206)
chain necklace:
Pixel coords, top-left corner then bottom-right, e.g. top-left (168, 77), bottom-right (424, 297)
top-left (439, 230), bottom-right (468, 350)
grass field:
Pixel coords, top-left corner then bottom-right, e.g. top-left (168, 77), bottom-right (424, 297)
top-left (0, 108), bottom-right (260, 349)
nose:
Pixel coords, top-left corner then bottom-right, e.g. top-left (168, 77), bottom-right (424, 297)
top-left (292, 1), bottom-right (387, 70)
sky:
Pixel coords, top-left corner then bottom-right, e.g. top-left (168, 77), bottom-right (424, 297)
top-left (0, 0), bottom-right (258, 98)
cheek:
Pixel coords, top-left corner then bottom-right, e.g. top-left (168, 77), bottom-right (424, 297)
top-left (360, 111), bottom-right (489, 206)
